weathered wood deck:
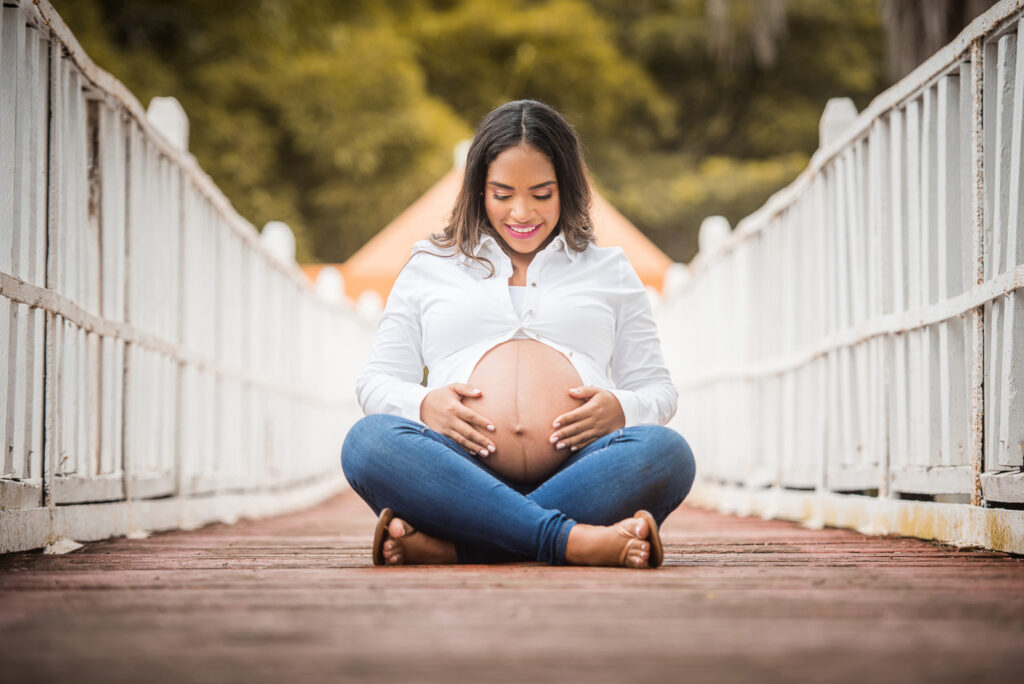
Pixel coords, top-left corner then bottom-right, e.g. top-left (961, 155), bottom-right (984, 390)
top-left (1, 489), bottom-right (1023, 683)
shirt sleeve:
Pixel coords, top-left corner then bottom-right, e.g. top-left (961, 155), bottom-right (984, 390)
top-left (606, 251), bottom-right (678, 427)
top-left (355, 254), bottom-right (431, 422)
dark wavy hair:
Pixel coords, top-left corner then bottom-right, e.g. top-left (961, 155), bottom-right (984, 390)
top-left (429, 100), bottom-right (595, 275)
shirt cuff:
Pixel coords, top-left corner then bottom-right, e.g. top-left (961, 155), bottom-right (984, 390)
top-left (400, 384), bottom-right (431, 424)
top-left (607, 388), bottom-right (642, 428)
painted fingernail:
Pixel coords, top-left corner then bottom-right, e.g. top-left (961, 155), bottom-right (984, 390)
top-left (636, 523), bottom-right (643, 535)
top-left (570, 446), bottom-right (577, 452)
top-left (556, 442), bottom-right (565, 450)
top-left (487, 424), bottom-right (495, 431)
top-left (549, 435), bottom-right (558, 444)
top-left (487, 444), bottom-right (496, 453)
top-left (472, 388), bottom-right (481, 393)
top-left (479, 449), bottom-right (488, 457)
top-left (553, 422), bottom-right (561, 428)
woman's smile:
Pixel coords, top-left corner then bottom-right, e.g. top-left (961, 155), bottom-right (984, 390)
top-left (505, 222), bottom-right (543, 238)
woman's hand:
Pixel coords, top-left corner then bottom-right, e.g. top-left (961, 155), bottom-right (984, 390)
top-left (420, 383), bottom-right (497, 459)
top-left (549, 386), bottom-right (626, 452)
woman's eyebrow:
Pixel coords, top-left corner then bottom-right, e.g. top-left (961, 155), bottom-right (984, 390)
top-left (487, 180), bottom-right (556, 190)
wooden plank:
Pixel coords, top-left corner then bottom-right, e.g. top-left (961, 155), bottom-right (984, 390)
top-left (26, 24), bottom-right (47, 290)
top-left (908, 98), bottom-right (930, 470)
top-left (826, 464), bottom-right (880, 492)
top-left (993, 25), bottom-right (1024, 470)
top-left (981, 470), bottom-right (1024, 502)
top-left (127, 472), bottom-right (175, 500)
top-left (0, 5), bottom-right (18, 276)
top-left (867, 122), bottom-right (890, 495)
top-left (45, 35), bottom-right (62, 295)
top-left (24, 306), bottom-right (44, 481)
top-left (890, 465), bottom-right (973, 495)
top-left (984, 35), bottom-right (1017, 473)
top-left (996, 291), bottom-right (1024, 469)
top-left (920, 86), bottom-right (945, 472)
top-left (887, 108), bottom-right (910, 488)
top-left (836, 153), bottom-right (857, 471)
top-left (6, 490), bottom-right (1024, 681)
top-left (9, 301), bottom-right (29, 479)
top-left (937, 74), bottom-right (964, 468)
top-left (8, 7), bottom-right (29, 282)
top-left (53, 473), bottom-right (123, 505)
top-left (2, 298), bottom-right (13, 477)
top-left (0, 477), bottom-right (42, 509)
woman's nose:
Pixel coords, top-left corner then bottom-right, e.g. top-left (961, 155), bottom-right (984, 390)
top-left (511, 197), bottom-right (530, 220)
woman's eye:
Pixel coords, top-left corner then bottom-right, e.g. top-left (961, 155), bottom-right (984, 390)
top-left (533, 193), bottom-right (553, 200)
top-left (492, 194), bottom-right (512, 200)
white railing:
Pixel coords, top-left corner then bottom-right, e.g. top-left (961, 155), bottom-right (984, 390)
top-left (0, 0), bottom-right (372, 553)
top-left (659, 0), bottom-right (1024, 549)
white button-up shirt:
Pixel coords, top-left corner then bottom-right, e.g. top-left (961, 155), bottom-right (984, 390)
top-left (356, 232), bottom-right (678, 427)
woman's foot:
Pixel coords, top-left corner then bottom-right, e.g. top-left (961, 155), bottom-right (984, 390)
top-left (564, 513), bottom-right (660, 568)
top-left (380, 516), bottom-right (458, 566)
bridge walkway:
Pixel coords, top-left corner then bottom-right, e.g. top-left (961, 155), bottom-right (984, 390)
top-left (1, 490), bottom-right (1022, 682)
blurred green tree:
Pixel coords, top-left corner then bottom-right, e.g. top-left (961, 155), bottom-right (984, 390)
top-left (53, 0), bottom-right (892, 264)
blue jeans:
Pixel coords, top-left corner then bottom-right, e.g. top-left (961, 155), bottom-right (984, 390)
top-left (341, 414), bottom-right (696, 565)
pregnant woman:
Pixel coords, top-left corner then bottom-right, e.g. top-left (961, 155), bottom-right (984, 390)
top-left (341, 100), bottom-right (695, 568)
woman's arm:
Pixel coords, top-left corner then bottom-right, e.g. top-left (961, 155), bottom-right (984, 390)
top-left (355, 253), bottom-right (497, 455)
top-left (355, 257), bottom-right (431, 422)
top-left (606, 251), bottom-right (678, 427)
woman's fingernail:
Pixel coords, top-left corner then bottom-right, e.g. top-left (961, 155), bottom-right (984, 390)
top-left (487, 444), bottom-right (495, 453)
top-left (570, 446), bottom-right (577, 452)
top-left (549, 435), bottom-right (558, 444)
top-left (472, 388), bottom-right (481, 393)
top-left (479, 449), bottom-right (488, 457)
top-left (636, 523), bottom-right (643, 536)
top-left (487, 424), bottom-right (495, 431)
top-left (556, 442), bottom-right (565, 450)
top-left (553, 422), bottom-right (561, 428)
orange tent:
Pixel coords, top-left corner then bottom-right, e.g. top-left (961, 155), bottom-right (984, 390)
top-left (303, 167), bottom-right (672, 303)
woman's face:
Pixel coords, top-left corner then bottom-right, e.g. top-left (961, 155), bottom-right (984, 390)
top-left (484, 143), bottom-right (561, 262)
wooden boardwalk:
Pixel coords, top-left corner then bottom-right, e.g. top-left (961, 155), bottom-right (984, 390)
top-left (1, 489), bottom-right (1023, 683)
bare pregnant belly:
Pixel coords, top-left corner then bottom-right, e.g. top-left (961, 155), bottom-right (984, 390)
top-left (462, 339), bottom-right (586, 484)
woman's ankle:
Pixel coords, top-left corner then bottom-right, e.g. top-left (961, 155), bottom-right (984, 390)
top-left (564, 519), bottom-right (650, 568)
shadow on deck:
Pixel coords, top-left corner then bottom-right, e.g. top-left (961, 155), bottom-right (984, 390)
top-left (1, 490), bottom-right (1023, 683)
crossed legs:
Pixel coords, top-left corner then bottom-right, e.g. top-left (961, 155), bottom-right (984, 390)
top-left (341, 414), bottom-right (696, 566)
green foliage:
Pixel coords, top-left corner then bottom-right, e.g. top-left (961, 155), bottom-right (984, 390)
top-left (52, 0), bottom-right (889, 264)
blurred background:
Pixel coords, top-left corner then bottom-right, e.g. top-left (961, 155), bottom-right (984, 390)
top-left (54, 0), bottom-right (995, 265)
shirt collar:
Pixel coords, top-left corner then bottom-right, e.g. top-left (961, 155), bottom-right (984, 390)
top-left (471, 231), bottom-right (579, 264)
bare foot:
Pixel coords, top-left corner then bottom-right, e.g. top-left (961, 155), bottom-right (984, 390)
top-left (381, 517), bottom-right (458, 566)
top-left (564, 516), bottom-right (653, 568)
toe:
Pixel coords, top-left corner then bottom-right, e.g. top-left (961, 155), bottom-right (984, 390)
top-left (633, 516), bottom-right (649, 540)
top-left (388, 517), bottom-right (414, 539)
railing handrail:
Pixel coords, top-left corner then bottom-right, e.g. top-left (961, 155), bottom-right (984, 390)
top-left (682, 0), bottom-right (1024, 281)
